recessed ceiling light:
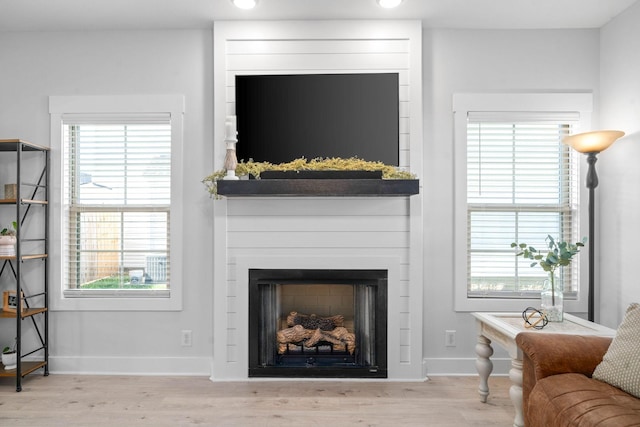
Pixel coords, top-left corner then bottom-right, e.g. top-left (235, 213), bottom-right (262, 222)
top-left (232, 0), bottom-right (257, 10)
top-left (377, 0), bottom-right (403, 9)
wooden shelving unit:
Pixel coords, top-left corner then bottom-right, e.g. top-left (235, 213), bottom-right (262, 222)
top-left (0, 139), bottom-right (49, 391)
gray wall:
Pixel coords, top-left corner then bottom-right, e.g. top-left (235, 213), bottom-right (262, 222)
top-left (0, 30), bottom-right (214, 373)
top-left (599, 1), bottom-right (640, 327)
top-left (2, 17), bottom-right (632, 374)
top-left (422, 28), bottom-right (600, 373)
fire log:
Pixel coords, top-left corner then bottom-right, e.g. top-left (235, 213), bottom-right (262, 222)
top-left (277, 324), bottom-right (314, 344)
top-left (277, 325), bottom-right (315, 354)
top-left (304, 328), bottom-right (325, 348)
top-left (277, 324), bottom-right (356, 355)
top-left (325, 327), bottom-right (356, 354)
top-left (286, 312), bottom-right (345, 330)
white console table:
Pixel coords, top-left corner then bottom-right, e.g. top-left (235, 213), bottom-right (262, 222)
top-left (471, 312), bottom-right (616, 427)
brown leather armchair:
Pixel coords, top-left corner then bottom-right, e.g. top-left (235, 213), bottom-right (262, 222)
top-left (516, 332), bottom-right (640, 426)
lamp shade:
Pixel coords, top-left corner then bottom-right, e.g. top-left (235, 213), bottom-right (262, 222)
top-left (563, 130), bottom-right (625, 154)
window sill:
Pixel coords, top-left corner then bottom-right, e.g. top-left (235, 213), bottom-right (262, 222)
top-left (63, 289), bottom-right (170, 298)
top-left (454, 295), bottom-right (586, 313)
top-left (52, 289), bottom-right (180, 311)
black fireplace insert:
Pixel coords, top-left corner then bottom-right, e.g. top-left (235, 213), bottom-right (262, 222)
top-left (248, 269), bottom-right (388, 378)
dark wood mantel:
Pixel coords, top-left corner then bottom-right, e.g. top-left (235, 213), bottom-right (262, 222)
top-left (216, 179), bottom-right (420, 197)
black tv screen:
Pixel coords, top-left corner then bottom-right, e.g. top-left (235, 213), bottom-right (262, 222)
top-left (235, 73), bottom-right (399, 166)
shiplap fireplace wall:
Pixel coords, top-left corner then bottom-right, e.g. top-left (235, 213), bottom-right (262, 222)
top-left (212, 21), bottom-right (424, 380)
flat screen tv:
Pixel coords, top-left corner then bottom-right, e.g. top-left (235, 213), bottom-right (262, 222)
top-left (235, 73), bottom-right (399, 166)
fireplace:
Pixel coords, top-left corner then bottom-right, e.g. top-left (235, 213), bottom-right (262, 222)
top-left (248, 269), bottom-right (388, 378)
top-left (212, 20), bottom-right (424, 381)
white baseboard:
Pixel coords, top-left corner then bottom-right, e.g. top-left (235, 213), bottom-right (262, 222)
top-left (49, 356), bottom-right (211, 376)
top-left (422, 357), bottom-right (511, 377)
top-left (48, 356), bottom-right (510, 379)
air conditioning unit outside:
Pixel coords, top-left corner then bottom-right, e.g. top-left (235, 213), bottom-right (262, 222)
top-left (146, 255), bottom-right (167, 283)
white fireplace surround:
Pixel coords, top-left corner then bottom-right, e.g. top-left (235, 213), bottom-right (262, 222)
top-left (233, 256), bottom-right (397, 375)
top-left (212, 20), bottom-right (424, 380)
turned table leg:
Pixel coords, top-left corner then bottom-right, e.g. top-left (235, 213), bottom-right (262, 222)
top-left (475, 335), bottom-right (494, 403)
top-left (509, 358), bottom-right (524, 427)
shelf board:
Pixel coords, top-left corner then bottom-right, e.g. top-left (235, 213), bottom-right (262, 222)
top-left (0, 254), bottom-right (48, 261)
top-left (0, 307), bottom-right (48, 319)
top-left (0, 361), bottom-right (47, 377)
top-left (0, 139), bottom-right (50, 152)
top-left (0, 198), bottom-right (48, 205)
top-left (216, 179), bottom-right (420, 197)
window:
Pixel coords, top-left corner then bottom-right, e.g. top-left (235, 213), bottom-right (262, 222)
top-left (453, 93), bottom-right (592, 312)
top-left (467, 117), bottom-right (577, 295)
top-left (49, 95), bottom-right (184, 311)
top-left (64, 120), bottom-right (170, 292)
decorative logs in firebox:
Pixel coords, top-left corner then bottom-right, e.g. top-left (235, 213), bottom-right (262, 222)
top-left (276, 311), bottom-right (356, 355)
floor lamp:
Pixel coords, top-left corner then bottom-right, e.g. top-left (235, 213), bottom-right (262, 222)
top-left (563, 130), bottom-right (625, 322)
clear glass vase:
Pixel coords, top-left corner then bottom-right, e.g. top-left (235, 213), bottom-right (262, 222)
top-left (541, 274), bottom-right (563, 322)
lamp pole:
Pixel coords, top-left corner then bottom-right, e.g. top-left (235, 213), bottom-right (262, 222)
top-left (585, 153), bottom-right (598, 322)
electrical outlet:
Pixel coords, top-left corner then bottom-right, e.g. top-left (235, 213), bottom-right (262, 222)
top-left (181, 330), bottom-right (192, 347)
top-left (445, 330), bottom-right (456, 347)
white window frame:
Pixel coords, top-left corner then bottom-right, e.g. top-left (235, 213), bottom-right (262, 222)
top-left (49, 95), bottom-right (184, 311)
top-left (453, 93), bottom-right (592, 312)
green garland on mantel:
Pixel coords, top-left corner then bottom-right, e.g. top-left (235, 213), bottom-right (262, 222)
top-left (202, 157), bottom-right (416, 196)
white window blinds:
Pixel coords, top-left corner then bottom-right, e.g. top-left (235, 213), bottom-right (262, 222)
top-left (62, 114), bottom-right (171, 294)
top-left (466, 112), bottom-right (580, 298)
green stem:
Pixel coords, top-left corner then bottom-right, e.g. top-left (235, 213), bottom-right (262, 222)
top-left (550, 273), bottom-right (555, 306)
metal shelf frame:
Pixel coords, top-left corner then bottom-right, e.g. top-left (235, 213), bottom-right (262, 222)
top-left (0, 139), bottom-right (49, 391)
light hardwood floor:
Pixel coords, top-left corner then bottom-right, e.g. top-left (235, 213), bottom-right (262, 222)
top-left (0, 374), bottom-right (514, 426)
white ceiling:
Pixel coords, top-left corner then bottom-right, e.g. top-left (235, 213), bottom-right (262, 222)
top-left (0, 0), bottom-right (637, 32)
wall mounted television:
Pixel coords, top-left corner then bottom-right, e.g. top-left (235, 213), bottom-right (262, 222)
top-left (235, 73), bottom-right (400, 166)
